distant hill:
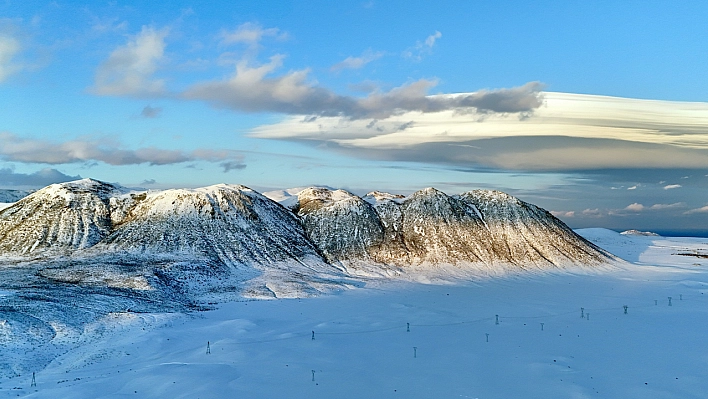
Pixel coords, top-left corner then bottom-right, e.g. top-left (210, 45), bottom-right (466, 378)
top-left (0, 188), bottom-right (33, 203)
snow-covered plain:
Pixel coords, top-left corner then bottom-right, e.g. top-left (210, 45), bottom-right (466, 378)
top-left (4, 228), bottom-right (708, 398)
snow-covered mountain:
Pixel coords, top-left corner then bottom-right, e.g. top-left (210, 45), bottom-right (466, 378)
top-left (98, 184), bottom-right (324, 265)
top-left (290, 187), bottom-right (614, 274)
top-left (0, 179), bottom-right (614, 297)
top-left (0, 188), bottom-right (32, 203)
top-left (0, 179), bottom-right (127, 256)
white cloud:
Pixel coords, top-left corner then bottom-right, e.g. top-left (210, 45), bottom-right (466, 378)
top-left (623, 202), bottom-right (686, 212)
top-left (581, 208), bottom-right (603, 217)
top-left (625, 203), bottom-right (645, 212)
top-left (220, 22), bottom-right (286, 47)
top-left (685, 206), bottom-right (708, 215)
top-left (403, 31), bottom-right (442, 61)
top-left (624, 202), bottom-right (684, 212)
top-left (250, 92), bottom-right (708, 171)
top-left (185, 50), bottom-right (543, 118)
top-left (0, 32), bottom-right (21, 82)
top-left (649, 202), bottom-right (685, 210)
top-left (183, 54), bottom-right (344, 115)
top-left (90, 26), bottom-right (169, 97)
top-left (551, 210), bottom-right (575, 218)
top-left (425, 31), bottom-right (442, 47)
top-left (90, 16), bottom-right (128, 34)
top-left (331, 50), bottom-right (384, 71)
top-left (664, 184), bottom-right (682, 190)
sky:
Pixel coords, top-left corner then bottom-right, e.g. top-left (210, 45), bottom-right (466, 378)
top-left (1, 0), bottom-right (708, 235)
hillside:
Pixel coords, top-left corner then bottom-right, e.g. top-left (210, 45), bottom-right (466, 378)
top-left (289, 186), bottom-right (613, 275)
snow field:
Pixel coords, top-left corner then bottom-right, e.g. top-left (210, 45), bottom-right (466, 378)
top-left (4, 228), bottom-right (708, 398)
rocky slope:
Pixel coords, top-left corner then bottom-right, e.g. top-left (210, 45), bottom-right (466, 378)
top-left (290, 186), bottom-right (614, 274)
top-left (98, 184), bottom-right (325, 266)
top-left (457, 190), bottom-right (611, 267)
top-left (0, 180), bottom-right (348, 299)
top-left (0, 179), bottom-right (126, 256)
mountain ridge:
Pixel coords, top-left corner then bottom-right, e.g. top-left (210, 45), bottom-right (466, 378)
top-left (0, 179), bottom-right (616, 298)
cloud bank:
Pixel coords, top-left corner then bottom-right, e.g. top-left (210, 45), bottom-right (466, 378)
top-left (92, 24), bottom-right (542, 119)
top-left (0, 167), bottom-right (81, 187)
top-left (250, 92), bottom-right (708, 171)
top-left (183, 65), bottom-right (544, 119)
top-left (0, 132), bottom-right (245, 167)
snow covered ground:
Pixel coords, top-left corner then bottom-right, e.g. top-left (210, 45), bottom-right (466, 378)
top-left (4, 228), bottom-right (708, 398)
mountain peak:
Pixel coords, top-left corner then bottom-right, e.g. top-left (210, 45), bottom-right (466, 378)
top-left (411, 187), bottom-right (445, 198)
top-left (363, 191), bottom-right (405, 205)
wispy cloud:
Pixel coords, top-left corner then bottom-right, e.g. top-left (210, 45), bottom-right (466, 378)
top-left (90, 26), bottom-right (169, 97)
top-left (89, 16), bottom-right (129, 34)
top-left (685, 205), bottom-right (708, 215)
top-left (220, 160), bottom-right (247, 172)
top-left (623, 202), bottom-right (685, 213)
top-left (649, 202), bottom-right (685, 210)
top-left (403, 31), bottom-right (442, 61)
top-left (140, 105), bottom-right (162, 118)
top-left (219, 22), bottom-right (287, 48)
top-left (331, 49), bottom-right (384, 71)
top-left (581, 208), bottom-right (603, 218)
top-left (0, 23), bottom-right (21, 82)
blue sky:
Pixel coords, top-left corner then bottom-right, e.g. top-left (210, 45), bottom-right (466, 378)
top-left (1, 1), bottom-right (708, 234)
